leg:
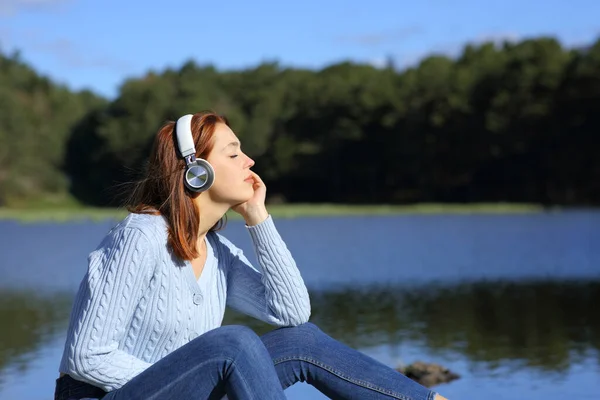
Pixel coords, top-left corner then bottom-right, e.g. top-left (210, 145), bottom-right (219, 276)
top-left (260, 322), bottom-right (440, 400)
top-left (103, 325), bottom-right (285, 400)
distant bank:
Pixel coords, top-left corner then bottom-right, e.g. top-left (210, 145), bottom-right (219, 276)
top-left (0, 203), bottom-right (549, 222)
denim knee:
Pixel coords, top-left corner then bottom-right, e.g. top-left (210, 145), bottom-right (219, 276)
top-left (280, 322), bottom-right (320, 336)
top-left (212, 325), bottom-right (265, 356)
top-left (269, 322), bottom-right (323, 347)
top-left (295, 322), bottom-right (319, 332)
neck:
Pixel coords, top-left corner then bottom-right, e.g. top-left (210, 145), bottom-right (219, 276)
top-left (194, 195), bottom-right (230, 240)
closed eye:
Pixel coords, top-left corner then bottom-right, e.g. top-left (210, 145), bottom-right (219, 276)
top-left (230, 155), bottom-right (238, 158)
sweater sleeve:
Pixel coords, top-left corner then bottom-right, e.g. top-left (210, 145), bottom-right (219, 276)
top-left (61, 225), bottom-right (155, 392)
top-left (221, 215), bottom-right (311, 326)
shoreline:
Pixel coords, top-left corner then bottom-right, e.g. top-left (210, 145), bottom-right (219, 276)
top-left (0, 203), bottom-right (554, 222)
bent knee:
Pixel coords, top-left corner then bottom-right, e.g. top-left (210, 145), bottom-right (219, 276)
top-left (272, 322), bottom-right (323, 344)
top-left (210, 325), bottom-right (263, 351)
top-left (298, 322), bottom-right (319, 331)
top-left (282, 322), bottom-right (320, 335)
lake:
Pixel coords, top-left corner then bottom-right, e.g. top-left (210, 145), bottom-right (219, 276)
top-left (0, 211), bottom-right (599, 399)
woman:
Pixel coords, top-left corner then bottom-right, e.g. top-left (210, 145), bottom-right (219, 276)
top-left (55, 111), bottom-right (447, 400)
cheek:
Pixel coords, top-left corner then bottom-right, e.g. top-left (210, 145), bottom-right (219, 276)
top-left (212, 164), bottom-right (232, 183)
top-left (212, 164), bottom-right (243, 190)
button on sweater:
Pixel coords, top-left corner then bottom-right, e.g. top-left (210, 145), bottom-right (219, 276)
top-left (58, 212), bottom-right (311, 392)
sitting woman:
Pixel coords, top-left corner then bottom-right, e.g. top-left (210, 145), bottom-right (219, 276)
top-left (55, 111), bottom-right (447, 400)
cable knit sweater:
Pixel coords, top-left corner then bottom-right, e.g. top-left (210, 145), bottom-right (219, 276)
top-left (58, 212), bottom-right (311, 392)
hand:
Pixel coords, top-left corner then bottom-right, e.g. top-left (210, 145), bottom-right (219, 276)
top-left (231, 171), bottom-right (269, 226)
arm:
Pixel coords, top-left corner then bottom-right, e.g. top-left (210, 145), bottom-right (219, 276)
top-left (222, 215), bottom-right (311, 326)
top-left (62, 225), bottom-right (155, 392)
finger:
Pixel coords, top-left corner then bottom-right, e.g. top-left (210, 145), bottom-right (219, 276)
top-left (250, 171), bottom-right (264, 185)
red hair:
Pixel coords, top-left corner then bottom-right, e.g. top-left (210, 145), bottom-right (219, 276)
top-left (125, 111), bottom-right (229, 261)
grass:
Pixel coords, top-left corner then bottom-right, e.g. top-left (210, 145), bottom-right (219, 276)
top-left (0, 202), bottom-right (547, 223)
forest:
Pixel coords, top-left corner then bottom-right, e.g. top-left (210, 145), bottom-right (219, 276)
top-left (1, 36), bottom-right (598, 207)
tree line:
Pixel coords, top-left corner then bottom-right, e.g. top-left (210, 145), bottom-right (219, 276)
top-left (1, 36), bottom-right (599, 207)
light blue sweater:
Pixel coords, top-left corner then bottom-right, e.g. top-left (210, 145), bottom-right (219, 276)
top-left (58, 212), bottom-right (311, 392)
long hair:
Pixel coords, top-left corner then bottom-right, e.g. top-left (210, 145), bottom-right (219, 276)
top-left (125, 111), bottom-right (229, 261)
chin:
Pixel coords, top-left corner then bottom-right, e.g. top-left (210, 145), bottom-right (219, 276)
top-left (228, 188), bottom-right (253, 205)
top-left (210, 183), bottom-right (253, 204)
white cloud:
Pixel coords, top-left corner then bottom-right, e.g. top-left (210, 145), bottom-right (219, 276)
top-left (0, 0), bottom-right (70, 16)
top-left (362, 28), bottom-right (600, 73)
top-left (336, 26), bottom-right (424, 47)
top-left (2, 28), bottom-right (131, 71)
top-left (389, 32), bottom-right (522, 71)
top-left (34, 37), bottom-right (130, 70)
top-left (367, 57), bottom-right (388, 69)
top-left (473, 31), bottom-right (521, 46)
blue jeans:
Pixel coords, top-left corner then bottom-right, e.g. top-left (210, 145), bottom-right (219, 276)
top-left (55, 323), bottom-right (437, 400)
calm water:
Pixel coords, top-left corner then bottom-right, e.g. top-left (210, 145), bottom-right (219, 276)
top-left (0, 211), bottom-right (598, 399)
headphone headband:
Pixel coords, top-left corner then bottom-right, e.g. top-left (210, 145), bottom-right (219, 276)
top-left (175, 114), bottom-right (196, 158)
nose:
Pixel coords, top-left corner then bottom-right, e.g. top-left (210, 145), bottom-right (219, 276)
top-left (245, 154), bottom-right (255, 168)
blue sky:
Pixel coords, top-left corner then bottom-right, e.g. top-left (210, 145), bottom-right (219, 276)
top-left (2, 0), bottom-right (599, 99)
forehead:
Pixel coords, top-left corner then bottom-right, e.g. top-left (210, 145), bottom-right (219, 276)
top-left (212, 123), bottom-right (238, 145)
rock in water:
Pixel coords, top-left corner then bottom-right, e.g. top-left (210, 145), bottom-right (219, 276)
top-left (397, 361), bottom-right (460, 387)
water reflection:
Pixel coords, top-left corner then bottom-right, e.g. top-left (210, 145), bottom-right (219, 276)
top-left (401, 280), bottom-right (600, 372)
top-left (0, 290), bottom-right (72, 383)
top-left (1, 279), bottom-right (598, 385)
top-left (226, 279), bottom-right (600, 373)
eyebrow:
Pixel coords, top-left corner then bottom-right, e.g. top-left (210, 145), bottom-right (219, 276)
top-left (222, 141), bottom-right (241, 151)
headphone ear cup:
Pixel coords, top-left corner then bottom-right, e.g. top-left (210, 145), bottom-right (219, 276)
top-left (184, 158), bottom-right (215, 192)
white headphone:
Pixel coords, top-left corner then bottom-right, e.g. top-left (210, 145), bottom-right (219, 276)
top-left (175, 114), bottom-right (215, 192)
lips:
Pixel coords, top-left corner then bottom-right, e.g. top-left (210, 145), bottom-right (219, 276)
top-left (244, 175), bottom-right (253, 182)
